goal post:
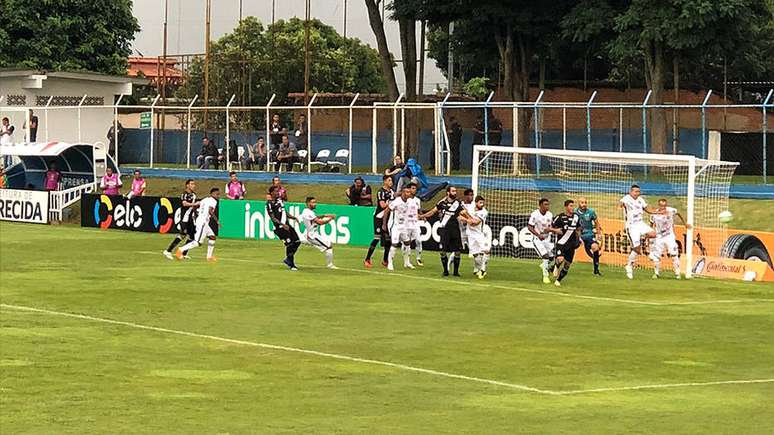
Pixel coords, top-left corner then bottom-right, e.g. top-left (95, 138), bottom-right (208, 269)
top-left (471, 145), bottom-right (739, 278)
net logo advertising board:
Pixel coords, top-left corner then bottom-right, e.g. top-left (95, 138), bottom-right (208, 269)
top-left (81, 194), bottom-right (182, 233)
top-left (0, 188), bottom-right (49, 224)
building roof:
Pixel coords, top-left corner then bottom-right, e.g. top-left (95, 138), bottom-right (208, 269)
top-left (127, 57), bottom-right (183, 84)
top-left (0, 68), bottom-right (148, 86)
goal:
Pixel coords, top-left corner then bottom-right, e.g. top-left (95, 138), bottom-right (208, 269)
top-left (471, 145), bottom-right (739, 278)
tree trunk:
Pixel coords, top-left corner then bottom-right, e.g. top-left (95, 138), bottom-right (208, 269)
top-left (365, 0), bottom-right (399, 101)
top-left (398, 17), bottom-right (419, 159)
top-left (513, 34), bottom-right (531, 148)
top-left (645, 39), bottom-right (667, 154)
top-left (672, 54), bottom-right (679, 154)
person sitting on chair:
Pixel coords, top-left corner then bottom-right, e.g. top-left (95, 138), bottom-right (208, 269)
top-left (196, 137), bottom-right (218, 169)
top-left (275, 135), bottom-right (297, 172)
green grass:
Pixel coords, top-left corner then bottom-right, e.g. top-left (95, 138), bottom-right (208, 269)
top-left (1, 222), bottom-right (774, 433)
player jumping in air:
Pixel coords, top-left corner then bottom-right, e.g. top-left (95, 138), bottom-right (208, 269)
top-left (619, 184), bottom-right (662, 279)
top-left (176, 187), bottom-right (220, 262)
top-left (299, 197), bottom-right (338, 269)
top-left (408, 183), bottom-right (423, 266)
top-left (267, 185), bottom-right (301, 271)
top-left (420, 186), bottom-right (470, 277)
top-left (576, 197), bottom-right (603, 275)
top-left (528, 198), bottom-right (555, 284)
top-left (465, 195), bottom-right (490, 279)
top-left (365, 175), bottom-right (394, 268)
top-left (164, 179), bottom-right (199, 260)
top-left (550, 199), bottom-right (582, 287)
top-left (649, 198), bottom-right (690, 279)
top-left (382, 184), bottom-right (420, 270)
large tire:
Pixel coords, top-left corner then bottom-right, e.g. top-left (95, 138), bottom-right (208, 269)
top-left (719, 234), bottom-right (772, 268)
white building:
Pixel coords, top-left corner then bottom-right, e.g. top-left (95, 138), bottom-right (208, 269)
top-left (0, 70), bottom-right (145, 145)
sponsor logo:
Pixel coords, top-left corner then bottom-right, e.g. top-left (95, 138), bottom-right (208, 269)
top-left (242, 203), bottom-right (351, 244)
top-left (83, 194), bottom-right (182, 233)
top-left (0, 189), bottom-right (49, 224)
top-left (153, 197), bottom-right (175, 233)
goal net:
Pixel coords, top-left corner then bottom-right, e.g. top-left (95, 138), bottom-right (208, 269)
top-left (471, 145), bottom-right (739, 278)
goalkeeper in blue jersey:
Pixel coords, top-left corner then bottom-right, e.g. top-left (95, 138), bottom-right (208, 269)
top-left (575, 197), bottom-right (602, 275)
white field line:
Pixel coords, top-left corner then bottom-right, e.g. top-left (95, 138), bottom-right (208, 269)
top-left (139, 251), bottom-right (774, 307)
top-left (3, 303), bottom-right (773, 397)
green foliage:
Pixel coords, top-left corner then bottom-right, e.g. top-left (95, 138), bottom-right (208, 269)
top-left (0, 0), bottom-right (139, 75)
top-left (463, 77), bottom-right (490, 99)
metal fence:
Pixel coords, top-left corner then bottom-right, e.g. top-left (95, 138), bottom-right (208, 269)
top-left (2, 89), bottom-right (772, 181)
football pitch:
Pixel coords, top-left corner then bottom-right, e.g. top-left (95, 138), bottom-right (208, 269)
top-left (1, 222), bottom-right (774, 434)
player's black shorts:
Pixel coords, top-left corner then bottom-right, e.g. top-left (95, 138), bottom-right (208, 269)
top-left (274, 226), bottom-right (300, 246)
top-left (179, 219), bottom-right (196, 239)
top-left (439, 225), bottom-right (462, 252)
top-left (373, 216), bottom-right (384, 236)
top-left (555, 243), bottom-right (577, 263)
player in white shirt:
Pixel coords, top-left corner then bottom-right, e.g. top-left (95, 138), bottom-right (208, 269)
top-left (528, 198), bottom-right (555, 284)
top-left (464, 195), bottom-right (490, 279)
top-left (408, 183), bottom-right (424, 266)
top-left (299, 197), bottom-right (337, 269)
top-left (382, 185), bottom-right (420, 270)
top-left (649, 198), bottom-right (689, 279)
top-left (619, 184), bottom-right (662, 279)
top-left (176, 187), bottom-right (221, 262)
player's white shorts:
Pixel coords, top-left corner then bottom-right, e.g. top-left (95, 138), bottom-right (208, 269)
top-left (305, 233), bottom-right (333, 252)
top-left (650, 234), bottom-right (679, 258)
top-left (467, 233), bottom-right (491, 256)
top-left (533, 237), bottom-right (554, 258)
top-left (391, 226), bottom-right (419, 244)
top-left (626, 222), bottom-right (655, 248)
top-left (194, 221), bottom-right (215, 242)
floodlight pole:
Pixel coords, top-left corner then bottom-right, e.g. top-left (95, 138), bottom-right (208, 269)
top-left (44, 96), bottom-right (53, 143)
top-left (392, 93), bottom-right (404, 158)
top-left (113, 94), bottom-right (125, 165)
top-left (762, 89), bottom-right (773, 183)
top-left (483, 91), bottom-right (494, 145)
top-left (265, 93), bottom-right (276, 171)
top-left (701, 90), bottom-right (713, 159)
top-left (348, 93), bottom-right (360, 174)
top-left (225, 94), bottom-right (236, 170)
top-left (586, 90), bottom-right (597, 152)
top-left (306, 92), bottom-right (318, 173)
top-left (186, 95), bottom-right (198, 169)
top-left (149, 94), bottom-right (160, 168)
top-left (77, 94), bottom-right (88, 143)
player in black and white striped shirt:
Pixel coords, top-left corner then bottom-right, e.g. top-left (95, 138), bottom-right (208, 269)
top-left (267, 185), bottom-right (301, 270)
top-left (365, 175), bottom-right (394, 268)
top-left (550, 199), bottom-right (582, 287)
top-left (163, 179), bottom-right (199, 260)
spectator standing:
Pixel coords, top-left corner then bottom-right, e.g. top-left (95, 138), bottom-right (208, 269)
top-left (100, 167), bottom-right (122, 195)
top-left (107, 121), bottom-right (125, 157)
top-left (269, 114), bottom-right (285, 151)
top-left (0, 165), bottom-right (6, 189)
top-left (346, 176), bottom-right (373, 206)
top-left (1, 117), bottom-right (15, 145)
top-left (385, 155), bottom-right (405, 187)
top-left (294, 114), bottom-right (308, 150)
top-left (488, 111), bottom-right (503, 145)
top-left (27, 110), bottom-right (39, 142)
top-left (275, 135), bottom-right (297, 172)
top-left (270, 176), bottom-right (288, 201)
top-left (225, 171), bottom-right (247, 199)
top-left (472, 114), bottom-right (484, 147)
top-left (44, 162), bottom-right (62, 191)
top-left (227, 139), bottom-right (239, 169)
top-left (127, 169), bottom-right (146, 198)
top-left (447, 116), bottom-right (463, 170)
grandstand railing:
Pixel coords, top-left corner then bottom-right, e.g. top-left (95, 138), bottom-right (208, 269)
top-left (49, 182), bottom-right (96, 222)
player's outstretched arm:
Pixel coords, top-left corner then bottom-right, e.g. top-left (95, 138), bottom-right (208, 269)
top-left (676, 212), bottom-right (692, 229)
top-left (419, 208), bottom-right (438, 220)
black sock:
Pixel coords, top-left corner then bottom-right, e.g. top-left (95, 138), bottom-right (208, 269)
top-left (167, 236), bottom-right (183, 252)
top-left (366, 239), bottom-right (379, 260)
top-left (558, 265), bottom-right (570, 282)
top-left (440, 254), bottom-right (449, 274)
top-left (382, 242), bottom-right (391, 263)
top-left (453, 256), bottom-right (461, 275)
top-left (593, 251), bottom-right (600, 272)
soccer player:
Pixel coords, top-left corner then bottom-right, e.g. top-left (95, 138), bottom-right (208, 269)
top-left (176, 187), bottom-right (220, 262)
top-left (225, 171), bottom-right (246, 199)
top-left (528, 198), bottom-right (555, 284)
top-left (382, 185), bottom-right (420, 270)
top-left (619, 184), bottom-right (662, 279)
top-left (365, 175), bottom-right (394, 268)
top-left (465, 195), bottom-right (490, 279)
top-left (299, 197), bottom-right (337, 269)
top-left (419, 186), bottom-right (470, 277)
top-left (649, 198), bottom-right (690, 279)
top-left (163, 179), bottom-right (199, 260)
top-left (460, 188), bottom-right (475, 252)
top-left (267, 184), bottom-right (301, 270)
top-left (550, 199), bottom-right (582, 287)
top-left (408, 182), bottom-right (424, 266)
top-left (576, 197), bottom-right (603, 275)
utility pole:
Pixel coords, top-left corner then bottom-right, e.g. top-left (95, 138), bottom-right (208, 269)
top-left (304, 0), bottom-right (311, 104)
top-left (418, 20), bottom-right (426, 97)
top-left (239, 0), bottom-right (243, 21)
top-left (343, 0), bottom-right (348, 38)
top-left (160, 0), bottom-right (169, 157)
top-left (204, 0), bottom-right (211, 130)
top-left (448, 21), bottom-right (454, 93)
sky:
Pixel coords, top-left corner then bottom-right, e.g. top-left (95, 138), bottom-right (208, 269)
top-left (131, 0), bottom-right (447, 94)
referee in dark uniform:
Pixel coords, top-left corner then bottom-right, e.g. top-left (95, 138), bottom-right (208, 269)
top-left (550, 199), bottom-right (582, 287)
top-left (267, 185), bottom-right (301, 270)
top-left (420, 185), bottom-right (470, 277)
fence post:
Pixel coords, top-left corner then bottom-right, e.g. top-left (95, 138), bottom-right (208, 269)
top-left (44, 96), bottom-right (53, 143)
top-left (265, 94), bottom-right (276, 172)
top-left (113, 94), bottom-right (124, 166)
top-left (439, 92), bottom-right (451, 175)
top-left (619, 106), bottom-right (624, 152)
top-left (77, 94), bottom-right (87, 143)
top-left (392, 94), bottom-right (404, 158)
top-left (762, 89), bottom-right (773, 183)
top-left (586, 90), bottom-right (597, 152)
top-left (371, 104), bottom-right (378, 174)
top-left (306, 93), bottom-right (318, 174)
top-left (186, 95), bottom-right (198, 169)
top-left (400, 107), bottom-right (406, 159)
top-left (701, 90), bottom-right (713, 159)
top-left (225, 94), bottom-right (236, 170)
top-left (641, 90), bottom-right (652, 177)
top-left (562, 105), bottom-right (567, 150)
top-left (533, 91), bottom-right (544, 176)
top-left (483, 91), bottom-right (494, 146)
top-left (348, 93), bottom-right (359, 174)
top-left (149, 94), bottom-right (160, 168)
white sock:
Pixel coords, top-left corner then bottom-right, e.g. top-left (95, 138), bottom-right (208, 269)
top-left (541, 259), bottom-right (549, 275)
top-left (416, 239), bottom-right (422, 260)
top-left (482, 254), bottom-right (489, 272)
top-left (388, 246), bottom-right (397, 267)
top-left (652, 257), bottom-right (661, 275)
top-left (447, 252), bottom-right (455, 269)
top-left (673, 256), bottom-right (681, 276)
top-left (473, 255), bottom-right (481, 272)
top-left (325, 250), bottom-right (334, 267)
top-left (402, 244), bottom-right (411, 265)
top-left (179, 240), bottom-right (199, 252)
top-left (206, 239), bottom-right (215, 258)
top-left (628, 250), bottom-right (638, 267)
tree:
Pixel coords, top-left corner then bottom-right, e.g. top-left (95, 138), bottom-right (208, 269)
top-left (364, 0), bottom-right (400, 101)
top-left (0, 0), bottom-right (139, 75)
